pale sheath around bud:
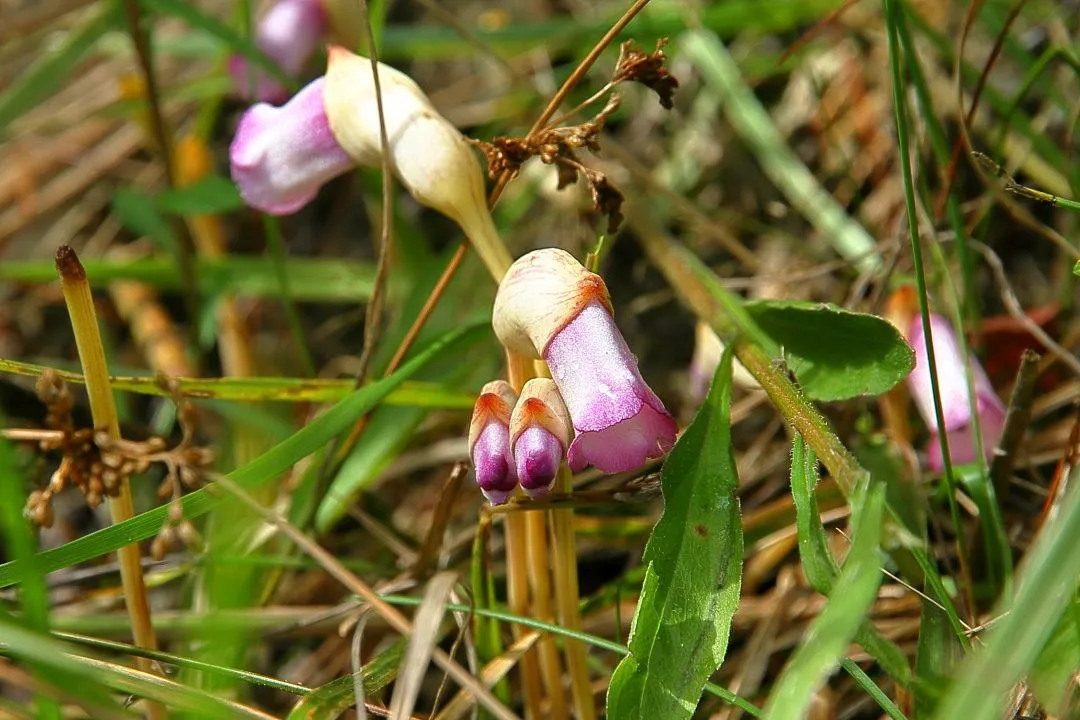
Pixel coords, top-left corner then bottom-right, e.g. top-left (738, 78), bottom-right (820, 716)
top-left (688, 321), bottom-right (759, 402)
top-left (228, 0), bottom-right (328, 102)
top-left (494, 249), bottom-right (678, 474)
top-left (229, 77), bottom-right (355, 215)
top-left (468, 381), bottom-right (519, 505)
top-left (510, 379), bottom-right (572, 497)
top-left (907, 313), bottom-right (1006, 470)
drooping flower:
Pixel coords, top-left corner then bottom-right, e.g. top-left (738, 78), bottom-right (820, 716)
top-left (906, 312), bottom-right (1007, 471)
top-left (493, 249), bottom-right (677, 474)
top-left (228, 0), bottom-right (329, 102)
top-left (510, 379), bottom-right (572, 497)
top-left (229, 76), bottom-right (355, 215)
top-left (468, 381), bottom-right (519, 505)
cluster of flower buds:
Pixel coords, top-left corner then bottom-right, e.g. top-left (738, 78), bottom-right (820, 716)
top-left (229, 46), bottom-right (511, 277)
top-left (469, 249), bottom-right (678, 503)
top-left (228, 0), bottom-right (329, 102)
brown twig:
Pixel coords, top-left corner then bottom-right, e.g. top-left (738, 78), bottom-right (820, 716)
top-left (55, 245), bottom-right (166, 720)
top-left (990, 349), bottom-right (1041, 502)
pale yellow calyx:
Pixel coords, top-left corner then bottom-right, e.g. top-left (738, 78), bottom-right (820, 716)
top-left (509, 378), bottom-right (571, 449)
top-left (467, 380), bottom-right (517, 452)
top-left (492, 248), bottom-right (613, 358)
top-left (322, 46), bottom-right (512, 280)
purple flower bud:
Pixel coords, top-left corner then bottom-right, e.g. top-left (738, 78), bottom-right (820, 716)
top-left (229, 76), bottom-right (355, 215)
top-left (544, 301), bottom-right (678, 474)
top-left (907, 313), bottom-right (1006, 470)
top-left (509, 378), bottom-right (571, 498)
top-left (468, 381), bottom-right (519, 505)
top-left (229, 0), bottom-right (328, 102)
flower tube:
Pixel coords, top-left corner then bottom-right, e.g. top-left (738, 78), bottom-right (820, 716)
top-left (468, 381), bottom-right (519, 505)
top-left (229, 77), bottom-right (355, 215)
top-left (493, 249), bottom-right (677, 474)
top-left (228, 0), bottom-right (329, 102)
top-left (510, 379), bottom-right (572, 497)
top-left (907, 313), bottom-right (1006, 470)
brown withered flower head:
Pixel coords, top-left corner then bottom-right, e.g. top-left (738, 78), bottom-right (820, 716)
top-left (612, 38), bottom-right (679, 110)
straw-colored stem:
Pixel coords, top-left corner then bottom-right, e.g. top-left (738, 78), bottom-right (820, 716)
top-left (56, 245), bottom-right (165, 720)
top-left (551, 466), bottom-right (595, 720)
top-left (525, 509), bottom-right (568, 720)
top-left (503, 511), bottom-right (542, 719)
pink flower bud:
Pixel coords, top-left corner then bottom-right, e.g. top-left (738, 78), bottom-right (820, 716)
top-left (493, 249), bottom-right (678, 474)
top-left (468, 381), bottom-right (518, 505)
top-left (229, 76), bottom-right (355, 215)
top-left (907, 313), bottom-right (1006, 470)
top-left (510, 379), bottom-right (571, 497)
top-left (229, 0), bottom-right (328, 102)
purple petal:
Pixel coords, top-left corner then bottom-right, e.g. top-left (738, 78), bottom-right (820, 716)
top-left (472, 421), bottom-right (517, 505)
top-left (229, 0), bottom-right (328, 102)
top-left (229, 77), bottom-right (355, 215)
top-left (907, 313), bottom-right (1007, 469)
top-left (544, 301), bottom-right (677, 474)
top-left (513, 426), bottom-right (563, 497)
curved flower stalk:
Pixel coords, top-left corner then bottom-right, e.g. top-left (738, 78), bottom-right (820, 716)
top-left (229, 77), bottom-right (354, 215)
top-left (510, 379), bottom-right (572, 497)
top-left (907, 312), bottom-right (1006, 471)
top-left (468, 381), bottom-right (519, 505)
top-left (494, 248), bottom-right (677, 474)
top-left (229, 0), bottom-right (329, 102)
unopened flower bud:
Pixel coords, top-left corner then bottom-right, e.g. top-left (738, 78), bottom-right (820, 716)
top-left (228, 0), bottom-right (329, 102)
top-left (510, 379), bottom-right (571, 497)
top-left (322, 47), bottom-right (512, 278)
top-left (493, 249), bottom-right (678, 474)
top-left (468, 381), bottom-right (519, 504)
top-left (688, 321), bottom-right (759, 402)
top-left (230, 76), bottom-right (355, 215)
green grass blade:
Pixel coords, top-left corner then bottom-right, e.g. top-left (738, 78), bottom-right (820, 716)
top-left (0, 257), bottom-right (376, 302)
top-left (764, 477), bottom-right (885, 719)
top-left (607, 346), bottom-right (743, 719)
top-left (0, 324), bottom-right (485, 587)
top-left (286, 639), bottom-right (404, 720)
top-left (680, 30), bottom-right (881, 273)
top-left (932, 465), bottom-right (1080, 719)
top-left (0, 5), bottom-right (118, 135)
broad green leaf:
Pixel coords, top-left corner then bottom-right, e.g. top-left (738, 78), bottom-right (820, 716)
top-left (607, 347), bottom-right (743, 719)
top-left (0, 6), bottom-right (117, 135)
top-left (0, 257), bottom-right (376, 302)
top-left (765, 476), bottom-right (885, 719)
top-left (0, 356), bottom-right (474, 407)
top-left (932, 465), bottom-right (1080, 719)
top-left (0, 324), bottom-right (485, 587)
top-left (112, 188), bottom-right (176, 251)
top-left (157, 175), bottom-right (243, 215)
top-left (745, 299), bottom-right (915, 401)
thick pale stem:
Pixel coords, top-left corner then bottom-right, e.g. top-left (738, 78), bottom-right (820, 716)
top-left (56, 246), bottom-right (165, 720)
top-left (551, 466), bottom-right (595, 720)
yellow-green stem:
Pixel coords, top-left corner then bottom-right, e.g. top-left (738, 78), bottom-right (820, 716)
top-left (551, 466), bottom-right (595, 720)
top-left (525, 509), bottom-right (568, 720)
top-left (56, 245), bottom-right (166, 720)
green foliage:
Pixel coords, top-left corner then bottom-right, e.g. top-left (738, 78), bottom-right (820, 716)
top-left (745, 300), bottom-right (915, 402)
top-left (607, 347), bottom-right (743, 719)
top-left (157, 175), bottom-right (244, 215)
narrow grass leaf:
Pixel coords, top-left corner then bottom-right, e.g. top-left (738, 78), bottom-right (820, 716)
top-left (745, 300), bottom-right (914, 401)
top-left (140, 0), bottom-right (294, 89)
top-left (0, 257), bottom-right (376, 302)
top-left (0, 324), bottom-right (485, 587)
top-left (791, 436), bottom-right (911, 687)
top-left (286, 639), bottom-right (404, 720)
top-left (0, 5), bottom-right (117, 134)
top-left (932, 465), bottom-right (1080, 719)
top-left (389, 572), bottom-right (458, 720)
top-left (765, 477), bottom-right (885, 719)
top-left (1030, 596), bottom-right (1080, 714)
top-left (607, 346), bottom-right (743, 719)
